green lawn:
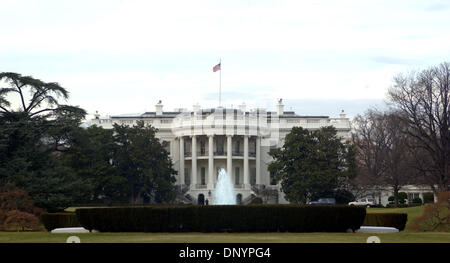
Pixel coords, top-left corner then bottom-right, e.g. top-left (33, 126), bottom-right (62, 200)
top-left (366, 206), bottom-right (425, 231)
top-left (1, 231), bottom-right (449, 243)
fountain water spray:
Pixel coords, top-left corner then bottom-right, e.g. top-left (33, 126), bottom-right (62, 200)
top-left (213, 168), bottom-right (236, 205)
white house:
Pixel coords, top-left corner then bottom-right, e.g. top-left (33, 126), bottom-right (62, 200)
top-left (89, 99), bottom-right (352, 204)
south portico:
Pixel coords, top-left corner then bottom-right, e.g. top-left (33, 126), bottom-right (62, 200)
top-left (176, 134), bottom-right (262, 204)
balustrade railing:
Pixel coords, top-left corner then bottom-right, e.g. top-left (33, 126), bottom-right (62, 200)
top-left (184, 151), bottom-right (256, 157)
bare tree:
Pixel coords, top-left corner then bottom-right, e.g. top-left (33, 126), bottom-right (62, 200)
top-left (351, 110), bottom-right (417, 206)
top-left (388, 62), bottom-right (450, 194)
top-left (351, 109), bottom-right (388, 185)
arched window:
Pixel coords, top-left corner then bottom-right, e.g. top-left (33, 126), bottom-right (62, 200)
top-left (236, 194), bottom-right (243, 205)
top-left (198, 194), bottom-right (205, 205)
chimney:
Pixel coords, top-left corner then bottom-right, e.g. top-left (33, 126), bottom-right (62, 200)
top-left (193, 103), bottom-right (201, 114)
top-left (155, 100), bottom-right (163, 115)
top-left (239, 102), bottom-right (246, 113)
top-left (339, 110), bottom-right (346, 118)
top-left (277, 98), bottom-right (284, 115)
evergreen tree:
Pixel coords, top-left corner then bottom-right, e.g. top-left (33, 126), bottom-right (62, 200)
top-left (268, 126), bottom-right (356, 204)
top-left (65, 125), bottom-right (127, 204)
top-left (0, 72), bottom-right (90, 211)
top-left (112, 121), bottom-right (177, 204)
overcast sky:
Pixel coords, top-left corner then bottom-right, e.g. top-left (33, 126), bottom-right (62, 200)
top-left (1, 0), bottom-right (450, 119)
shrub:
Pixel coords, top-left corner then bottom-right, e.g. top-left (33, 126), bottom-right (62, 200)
top-left (3, 210), bottom-right (41, 231)
top-left (76, 205), bottom-right (366, 233)
top-left (386, 204), bottom-right (409, 208)
top-left (398, 192), bottom-right (407, 204)
top-left (409, 191), bottom-right (450, 232)
top-left (388, 194), bottom-right (408, 205)
top-left (0, 185), bottom-right (44, 230)
top-left (423, 193), bottom-right (434, 204)
top-left (249, 197), bottom-right (263, 204)
top-left (41, 213), bottom-right (81, 231)
top-left (363, 213), bottom-right (408, 231)
top-left (412, 198), bottom-right (422, 205)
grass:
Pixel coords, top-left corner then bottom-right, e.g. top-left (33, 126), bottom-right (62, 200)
top-left (366, 205), bottom-right (425, 231)
top-left (1, 231), bottom-right (449, 243)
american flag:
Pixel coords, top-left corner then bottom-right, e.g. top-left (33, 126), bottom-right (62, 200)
top-left (213, 63), bottom-right (221, 72)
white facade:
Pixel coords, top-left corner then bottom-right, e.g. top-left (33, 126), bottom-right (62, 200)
top-left (353, 185), bottom-right (437, 207)
top-left (89, 100), bottom-right (351, 204)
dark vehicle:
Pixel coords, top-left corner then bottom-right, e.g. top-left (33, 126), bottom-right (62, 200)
top-left (308, 198), bottom-right (336, 205)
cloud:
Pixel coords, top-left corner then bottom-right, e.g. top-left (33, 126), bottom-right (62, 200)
top-left (425, 1), bottom-right (450, 11)
top-left (284, 98), bottom-right (388, 119)
top-left (2, 0), bottom-right (450, 122)
top-left (371, 56), bottom-right (417, 65)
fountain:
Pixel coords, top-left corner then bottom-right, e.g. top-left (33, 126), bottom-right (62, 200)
top-left (213, 168), bottom-right (236, 205)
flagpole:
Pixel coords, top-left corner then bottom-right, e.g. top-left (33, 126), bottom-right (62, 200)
top-left (219, 58), bottom-right (221, 107)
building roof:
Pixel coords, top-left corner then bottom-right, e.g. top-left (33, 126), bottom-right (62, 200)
top-left (110, 107), bottom-right (329, 119)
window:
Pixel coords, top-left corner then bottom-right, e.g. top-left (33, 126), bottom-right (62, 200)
top-left (407, 193), bottom-right (420, 203)
top-left (235, 140), bottom-right (240, 153)
top-left (200, 140), bottom-right (206, 155)
top-left (307, 119), bottom-right (319, 123)
top-left (184, 168), bottom-right (190, 185)
top-left (184, 140), bottom-right (191, 156)
top-left (250, 168), bottom-right (256, 185)
top-left (270, 171), bottom-right (276, 185)
top-left (161, 119), bottom-right (172, 124)
top-left (217, 137), bottom-right (224, 154)
top-left (235, 167), bottom-right (240, 185)
top-left (269, 145), bottom-right (277, 155)
top-left (162, 141), bottom-right (170, 154)
top-left (250, 140), bottom-right (256, 153)
top-left (201, 167), bottom-right (206, 185)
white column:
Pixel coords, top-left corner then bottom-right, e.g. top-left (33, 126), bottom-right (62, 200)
top-left (227, 135), bottom-right (233, 180)
top-left (208, 135), bottom-right (214, 189)
top-left (244, 136), bottom-right (249, 189)
top-left (179, 137), bottom-right (185, 185)
top-left (256, 136), bottom-right (261, 185)
top-left (191, 136), bottom-right (197, 188)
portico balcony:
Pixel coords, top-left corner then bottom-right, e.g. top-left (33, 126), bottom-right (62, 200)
top-left (184, 150), bottom-right (256, 159)
top-left (184, 151), bottom-right (256, 160)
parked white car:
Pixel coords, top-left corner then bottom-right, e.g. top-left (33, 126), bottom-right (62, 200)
top-left (348, 198), bottom-right (377, 207)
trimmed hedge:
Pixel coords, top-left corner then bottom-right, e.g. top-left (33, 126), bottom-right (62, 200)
top-left (41, 213), bottom-right (81, 231)
top-left (75, 205), bottom-right (366, 233)
top-left (363, 213), bottom-right (407, 231)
